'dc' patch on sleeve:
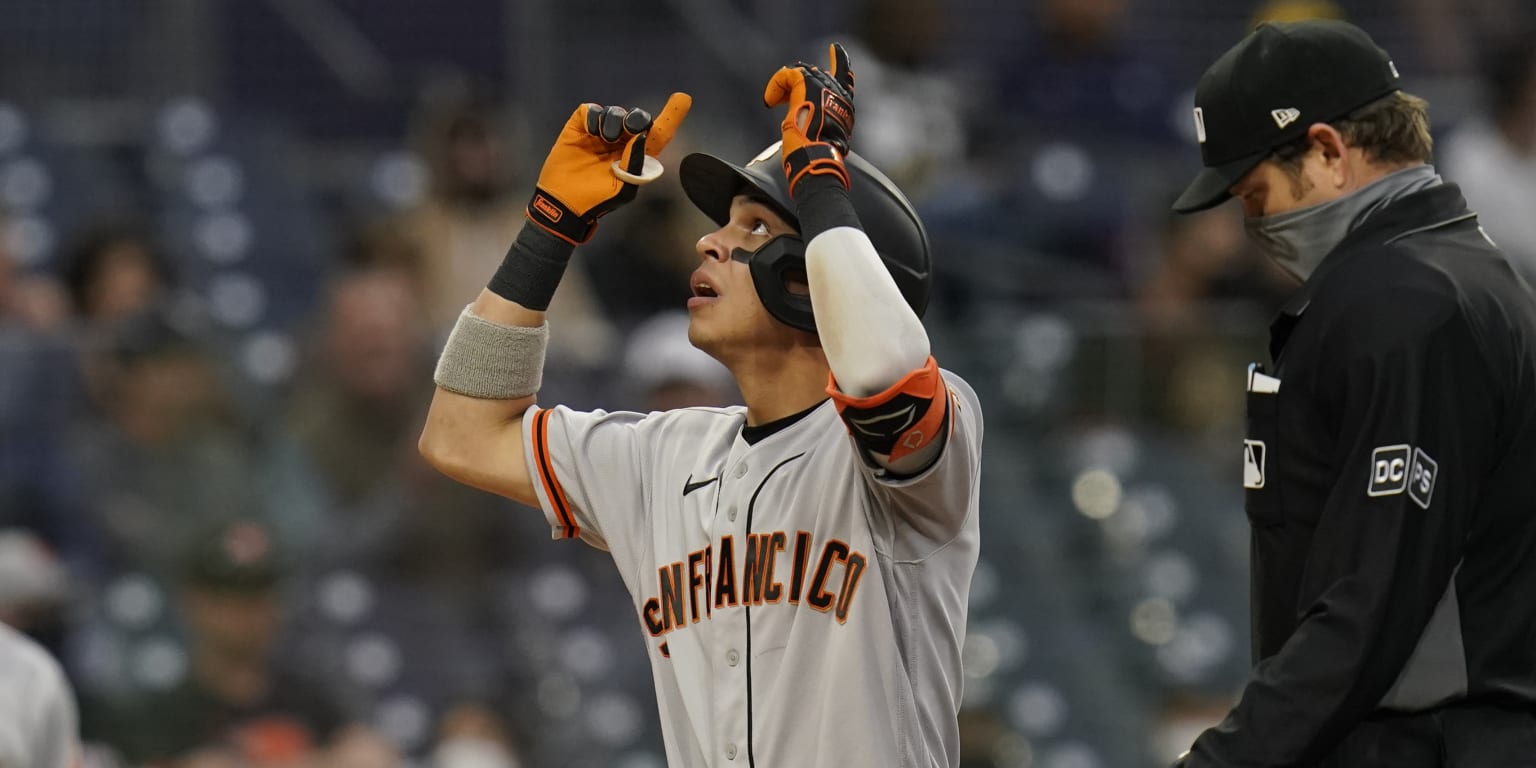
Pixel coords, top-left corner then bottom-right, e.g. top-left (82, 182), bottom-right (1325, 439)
top-left (1367, 444), bottom-right (1437, 509)
top-left (1368, 444), bottom-right (1411, 497)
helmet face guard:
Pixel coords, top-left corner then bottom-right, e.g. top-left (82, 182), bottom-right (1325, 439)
top-left (680, 142), bottom-right (932, 334)
top-left (730, 236), bottom-right (815, 333)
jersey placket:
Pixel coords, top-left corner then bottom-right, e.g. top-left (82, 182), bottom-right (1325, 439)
top-left (712, 443), bottom-right (754, 764)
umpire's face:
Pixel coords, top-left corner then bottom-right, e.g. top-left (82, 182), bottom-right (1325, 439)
top-left (1228, 123), bottom-right (1373, 218)
top-left (687, 195), bottom-right (810, 359)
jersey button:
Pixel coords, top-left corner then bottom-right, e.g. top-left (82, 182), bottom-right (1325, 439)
top-left (734, 462), bottom-right (749, 479)
top-left (727, 649), bottom-right (739, 666)
top-left (727, 505), bottom-right (738, 522)
top-left (725, 742), bottom-right (738, 760)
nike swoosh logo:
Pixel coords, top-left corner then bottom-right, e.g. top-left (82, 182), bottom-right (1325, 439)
top-left (683, 475), bottom-right (719, 496)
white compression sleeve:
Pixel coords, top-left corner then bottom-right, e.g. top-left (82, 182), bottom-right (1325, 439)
top-left (805, 226), bottom-right (931, 396)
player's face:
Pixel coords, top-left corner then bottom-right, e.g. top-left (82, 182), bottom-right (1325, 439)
top-left (687, 195), bottom-right (806, 356)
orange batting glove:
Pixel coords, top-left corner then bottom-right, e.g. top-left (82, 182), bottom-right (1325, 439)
top-left (526, 92), bottom-right (692, 244)
top-left (763, 43), bottom-right (856, 195)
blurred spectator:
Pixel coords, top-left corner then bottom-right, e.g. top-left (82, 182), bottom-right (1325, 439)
top-left (339, 220), bottom-right (431, 300)
top-left (284, 265), bottom-right (513, 590)
top-left (287, 267), bottom-right (432, 510)
top-left (955, 706), bottom-right (1026, 768)
top-left (813, 0), bottom-right (969, 197)
top-left (990, 0), bottom-right (1176, 143)
top-left (0, 620), bottom-right (80, 768)
top-left (1135, 205), bottom-right (1289, 329)
top-left (60, 223), bottom-right (174, 330)
top-left (0, 220), bottom-right (69, 332)
top-left (397, 95), bottom-right (614, 366)
top-left (0, 231), bottom-right (95, 589)
top-left (0, 529), bottom-right (73, 658)
top-left (946, 0), bottom-right (1179, 293)
top-left (83, 519), bottom-right (393, 767)
top-left (430, 705), bottom-right (523, 768)
top-left (1403, 0), bottom-right (1529, 75)
top-left (68, 308), bottom-right (297, 578)
top-left (619, 310), bottom-right (737, 411)
top-left (582, 175), bottom-right (707, 330)
top-left (1441, 26), bottom-right (1536, 281)
top-left (1249, 0), bottom-right (1344, 26)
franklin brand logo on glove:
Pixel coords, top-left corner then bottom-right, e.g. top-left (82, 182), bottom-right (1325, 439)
top-left (531, 194), bottom-right (564, 223)
top-left (822, 92), bottom-right (853, 137)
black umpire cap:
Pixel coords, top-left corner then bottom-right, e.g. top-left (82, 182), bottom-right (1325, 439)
top-left (1173, 20), bottom-right (1402, 213)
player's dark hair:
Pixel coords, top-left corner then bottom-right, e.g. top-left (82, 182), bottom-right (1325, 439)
top-left (1268, 90), bottom-right (1434, 184)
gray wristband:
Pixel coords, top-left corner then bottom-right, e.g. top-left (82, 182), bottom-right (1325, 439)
top-left (433, 306), bottom-right (548, 399)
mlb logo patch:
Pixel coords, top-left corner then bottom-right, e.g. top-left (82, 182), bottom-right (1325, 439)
top-left (1367, 445), bottom-right (1411, 496)
top-left (1243, 439), bottom-right (1266, 489)
top-left (1409, 448), bottom-right (1438, 509)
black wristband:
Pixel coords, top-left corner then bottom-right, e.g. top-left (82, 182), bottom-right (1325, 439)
top-left (794, 175), bottom-right (863, 243)
top-left (486, 223), bottom-right (575, 311)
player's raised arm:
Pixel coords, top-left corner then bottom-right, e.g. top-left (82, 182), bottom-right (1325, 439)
top-left (763, 44), bottom-right (945, 474)
top-left (419, 93), bottom-right (692, 506)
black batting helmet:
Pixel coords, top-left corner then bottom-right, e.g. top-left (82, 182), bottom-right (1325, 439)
top-left (678, 142), bottom-right (931, 333)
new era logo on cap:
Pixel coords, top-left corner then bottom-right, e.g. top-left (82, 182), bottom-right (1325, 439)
top-left (1271, 108), bottom-right (1301, 129)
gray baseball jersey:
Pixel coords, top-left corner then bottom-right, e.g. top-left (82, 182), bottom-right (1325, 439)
top-left (521, 368), bottom-right (982, 767)
top-left (0, 623), bottom-right (78, 768)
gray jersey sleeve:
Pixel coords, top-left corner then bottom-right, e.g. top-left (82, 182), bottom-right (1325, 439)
top-left (522, 405), bottom-right (653, 553)
top-left (0, 625), bottom-right (79, 768)
top-left (854, 370), bottom-right (984, 552)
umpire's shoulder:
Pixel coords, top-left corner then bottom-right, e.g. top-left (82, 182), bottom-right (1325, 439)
top-left (1312, 252), bottom-right (1469, 367)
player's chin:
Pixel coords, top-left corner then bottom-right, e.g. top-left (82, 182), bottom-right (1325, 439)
top-left (686, 314), bottom-right (720, 353)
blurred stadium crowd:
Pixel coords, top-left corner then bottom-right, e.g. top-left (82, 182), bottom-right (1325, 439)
top-left (1, 0), bottom-right (1534, 766)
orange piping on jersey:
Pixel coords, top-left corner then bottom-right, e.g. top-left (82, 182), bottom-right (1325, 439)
top-left (826, 355), bottom-right (952, 462)
top-left (531, 408), bottom-right (580, 539)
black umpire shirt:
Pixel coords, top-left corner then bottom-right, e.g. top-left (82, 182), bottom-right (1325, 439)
top-left (1186, 183), bottom-right (1536, 766)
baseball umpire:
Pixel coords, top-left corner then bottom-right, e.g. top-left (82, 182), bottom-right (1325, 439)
top-left (1170, 20), bottom-right (1536, 768)
top-left (419, 44), bottom-right (982, 767)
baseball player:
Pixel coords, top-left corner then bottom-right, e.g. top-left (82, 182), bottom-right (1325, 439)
top-left (419, 44), bottom-right (982, 768)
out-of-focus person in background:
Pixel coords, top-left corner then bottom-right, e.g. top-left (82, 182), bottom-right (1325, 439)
top-left (937, 0), bottom-right (1178, 298)
top-left (83, 519), bottom-right (394, 768)
top-left (60, 223), bottom-right (174, 332)
top-left (284, 264), bottom-right (512, 594)
top-left (580, 169), bottom-right (708, 330)
top-left (817, 0), bottom-right (968, 198)
top-left (1248, 0), bottom-right (1344, 26)
top-left (0, 221), bottom-right (93, 581)
top-left (1402, 0), bottom-right (1528, 75)
top-left (1440, 24), bottom-right (1536, 282)
top-left (397, 93), bottom-right (614, 368)
top-left (429, 705), bottom-right (523, 768)
top-left (992, 0), bottom-right (1174, 142)
top-left (68, 308), bottom-right (286, 578)
top-left (618, 310), bottom-right (737, 411)
top-left (0, 618), bottom-right (80, 768)
top-left (0, 215), bottom-right (70, 332)
top-left (1135, 205), bottom-right (1288, 329)
top-left (0, 529), bottom-right (73, 661)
